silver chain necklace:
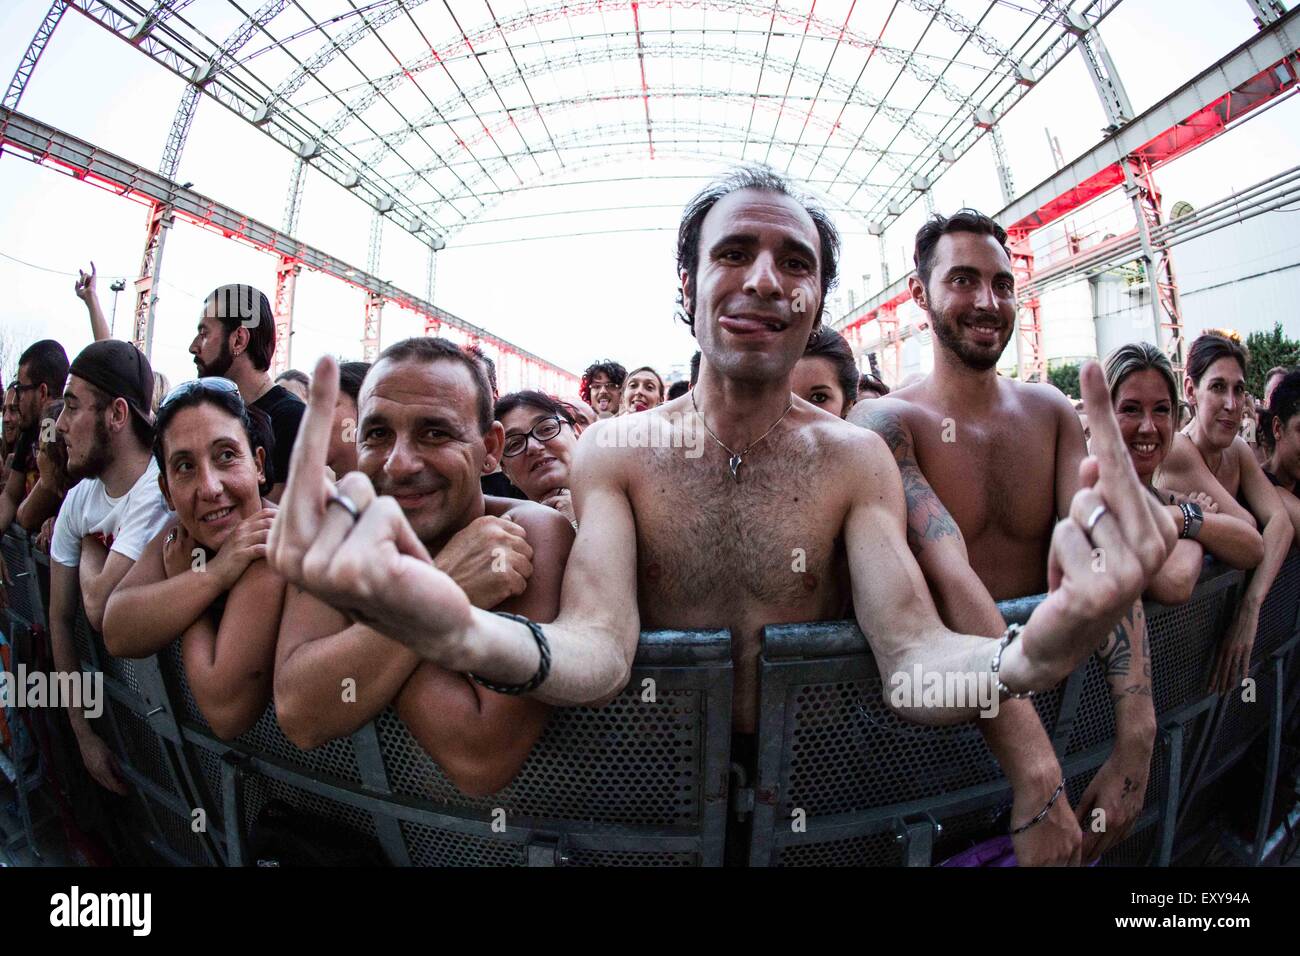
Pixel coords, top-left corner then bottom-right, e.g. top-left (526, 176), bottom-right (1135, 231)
top-left (691, 389), bottom-right (794, 481)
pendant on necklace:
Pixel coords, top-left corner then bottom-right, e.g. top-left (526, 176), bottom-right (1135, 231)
top-left (729, 454), bottom-right (743, 481)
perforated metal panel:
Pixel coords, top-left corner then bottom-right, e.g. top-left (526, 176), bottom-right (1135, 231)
top-left (1252, 551), bottom-right (1300, 663)
top-left (932, 803), bottom-right (1011, 863)
top-left (1064, 659), bottom-right (1118, 755)
top-left (147, 795), bottom-right (210, 866)
top-left (161, 640), bottom-right (208, 728)
top-left (1150, 588), bottom-right (1229, 714)
top-left (101, 653), bottom-right (144, 700)
top-left (241, 772), bottom-right (380, 853)
top-left (1204, 666), bottom-right (1275, 777)
top-left (236, 706), bottom-right (363, 784)
top-left (191, 744), bottom-right (225, 824)
top-left (108, 698), bottom-right (178, 798)
top-left (71, 605), bottom-right (95, 666)
top-left (776, 830), bottom-right (903, 867)
top-left (1100, 821), bottom-right (1158, 866)
top-left (379, 684), bottom-right (703, 825)
top-left (0, 531), bottom-right (41, 627)
top-left (399, 819), bottom-right (525, 867)
top-left (563, 848), bottom-right (699, 866)
top-left (778, 677), bottom-right (1000, 815)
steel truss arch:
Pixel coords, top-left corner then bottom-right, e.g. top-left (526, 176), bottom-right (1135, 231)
top-left (159, 0), bottom-right (291, 179)
top-left (411, 117), bottom-right (882, 234)
top-left (332, 39), bottom-right (946, 163)
top-left (428, 135), bottom-right (880, 237)
top-left (261, 0), bottom-right (1011, 127)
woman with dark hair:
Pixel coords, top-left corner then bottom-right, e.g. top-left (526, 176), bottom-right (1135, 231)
top-left (792, 326), bottom-right (859, 419)
top-left (495, 390), bottom-right (580, 527)
top-left (1263, 370), bottom-right (1300, 542)
top-left (1103, 343), bottom-right (1262, 606)
top-left (1159, 333), bottom-right (1294, 692)
top-left (103, 378), bottom-right (283, 740)
top-left (621, 366), bottom-right (665, 414)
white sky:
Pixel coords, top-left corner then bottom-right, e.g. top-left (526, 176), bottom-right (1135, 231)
top-left (0, 0), bottom-right (1294, 391)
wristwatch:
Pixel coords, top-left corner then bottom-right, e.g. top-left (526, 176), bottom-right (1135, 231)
top-left (1179, 501), bottom-right (1204, 540)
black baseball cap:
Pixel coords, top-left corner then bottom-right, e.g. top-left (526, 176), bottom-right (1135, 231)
top-left (69, 340), bottom-right (155, 424)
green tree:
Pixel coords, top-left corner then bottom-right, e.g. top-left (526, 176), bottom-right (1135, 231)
top-left (1244, 323), bottom-right (1300, 398)
top-left (1047, 361), bottom-right (1081, 400)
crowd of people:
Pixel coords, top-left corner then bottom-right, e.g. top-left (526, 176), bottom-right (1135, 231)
top-left (1, 164), bottom-right (1298, 866)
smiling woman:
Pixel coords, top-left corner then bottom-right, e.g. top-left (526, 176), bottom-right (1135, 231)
top-left (101, 379), bottom-right (285, 740)
top-left (621, 366), bottom-right (665, 415)
top-left (496, 390), bottom-right (580, 527)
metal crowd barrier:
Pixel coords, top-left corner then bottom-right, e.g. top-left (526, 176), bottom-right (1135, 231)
top-left (2, 521), bottom-right (1298, 867)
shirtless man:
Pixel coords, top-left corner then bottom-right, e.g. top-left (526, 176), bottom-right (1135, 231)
top-left (850, 209), bottom-right (1162, 863)
top-left (273, 338), bottom-right (574, 796)
top-left (267, 168), bottom-right (1171, 810)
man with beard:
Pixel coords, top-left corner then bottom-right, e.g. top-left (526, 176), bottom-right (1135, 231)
top-left (850, 209), bottom-right (1157, 864)
top-left (273, 338), bottom-right (573, 796)
top-left (47, 341), bottom-right (173, 793)
top-left (189, 284), bottom-right (304, 500)
top-left (580, 360), bottom-right (626, 419)
top-left (0, 340), bottom-right (69, 533)
top-left (268, 165), bottom-right (1172, 847)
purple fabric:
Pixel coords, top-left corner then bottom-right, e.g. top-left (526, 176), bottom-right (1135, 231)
top-left (939, 836), bottom-right (1019, 867)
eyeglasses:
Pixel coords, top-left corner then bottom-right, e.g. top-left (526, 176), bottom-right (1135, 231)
top-left (12, 382), bottom-right (41, 394)
top-left (502, 416), bottom-right (566, 458)
top-left (159, 376), bottom-right (241, 411)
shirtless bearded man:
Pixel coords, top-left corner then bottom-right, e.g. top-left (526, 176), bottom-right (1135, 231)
top-left (851, 210), bottom-right (1162, 864)
top-left (266, 169), bottom-right (1172, 849)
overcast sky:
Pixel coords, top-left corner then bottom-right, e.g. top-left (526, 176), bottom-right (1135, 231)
top-left (1, 0), bottom-right (1293, 392)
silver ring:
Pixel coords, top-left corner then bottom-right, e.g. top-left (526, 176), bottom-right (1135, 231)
top-left (326, 493), bottom-right (361, 523)
top-left (1085, 504), bottom-right (1109, 534)
top-left (165, 529), bottom-right (177, 545)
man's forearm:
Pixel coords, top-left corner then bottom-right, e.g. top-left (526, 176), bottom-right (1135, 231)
top-left (353, 558), bottom-right (634, 708)
top-left (1098, 602), bottom-right (1157, 744)
top-left (453, 610), bottom-right (633, 707)
top-left (15, 482), bottom-right (59, 532)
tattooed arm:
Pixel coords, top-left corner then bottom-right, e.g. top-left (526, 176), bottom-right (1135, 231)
top-left (848, 399), bottom-right (1082, 866)
top-left (1076, 599), bottom-right (1156, 862)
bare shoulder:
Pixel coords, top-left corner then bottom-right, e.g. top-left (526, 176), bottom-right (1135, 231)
top-left (497, 497), bottom-right (574, 545)
top-left (1161, 431), bottom-right (1199, 472)
top-left (1007, 377), bottom-right (1076, 419)
top-left (805, 404), bottom-right (898, 476)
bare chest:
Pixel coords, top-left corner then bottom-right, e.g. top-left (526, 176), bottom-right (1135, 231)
top-left (628, 436), bottom-right (849, 627)
top-left (911, 410), bottom-right (1059, 547)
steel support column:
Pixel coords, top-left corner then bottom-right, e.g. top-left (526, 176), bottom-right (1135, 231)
top-left (271, 256), bottom-right (300, 376)
top-left (988, 125), bottom-right (1016, 206)
top-left (132, 203), bottom-right (174, 359)
top-left (1008, 227), bottom-right (1044, 383)
top-left (1068, 6), bottom-right (1184, 361)
top-left (1247, 0), bottom-right (1289, 28)
top-left (877, 300), bottom-right (902, 389)
top-left (363, 211), bottom-right (385, 360)
top-left (283, 157), bottom-right (306, 235)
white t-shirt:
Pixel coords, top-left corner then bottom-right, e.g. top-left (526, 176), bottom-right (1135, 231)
top-left (51, 458), bottom-right (173, 568)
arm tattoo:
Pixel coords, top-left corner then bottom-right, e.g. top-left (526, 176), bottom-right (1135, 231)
top-left (855, 406), bottom-right (961, 555)
top-left (1096, 601), bottom-right (1152, 701)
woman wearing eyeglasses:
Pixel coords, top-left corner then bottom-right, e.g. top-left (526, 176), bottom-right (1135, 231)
top-left (103, 378), bottom-right (284, 740)
top-left (495, 391), bottom-right (580, 528)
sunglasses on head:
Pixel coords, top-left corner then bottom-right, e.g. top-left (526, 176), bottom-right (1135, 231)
top-left (159, 377), bottom-right (241, 411)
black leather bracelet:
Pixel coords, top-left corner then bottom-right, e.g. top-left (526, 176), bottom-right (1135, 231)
top-left (470, 612), bottom-right (551, 695)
